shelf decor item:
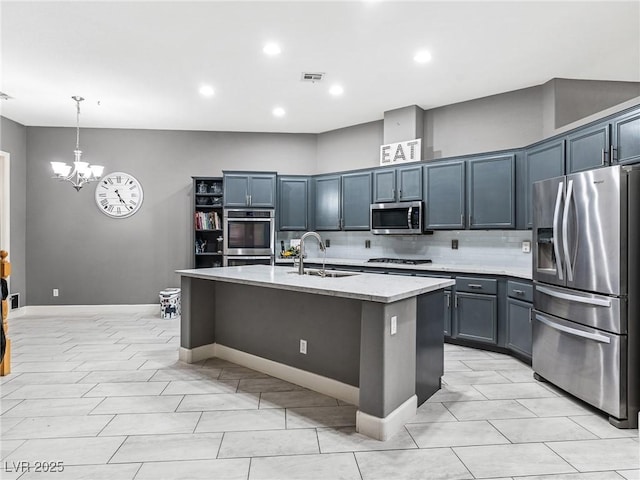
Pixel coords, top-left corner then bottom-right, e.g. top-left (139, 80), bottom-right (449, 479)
top-left (50, 96), bottom-right (104, 191)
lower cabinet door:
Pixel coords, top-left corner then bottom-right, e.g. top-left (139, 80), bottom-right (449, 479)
top-left (455, 292), bottom-right (497, 344)
top-left (507, 298), bottom-right (532, 358)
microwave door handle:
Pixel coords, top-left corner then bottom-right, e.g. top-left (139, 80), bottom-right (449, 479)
top-left (553, 182), bottom-right (564, 281)
top-left (407, 206), bottom-right (413, 229)
top-left (562, 179), bottom-right (574, 282)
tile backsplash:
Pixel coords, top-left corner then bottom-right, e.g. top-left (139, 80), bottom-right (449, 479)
top-left (277, 230), bottom-right (532, 269)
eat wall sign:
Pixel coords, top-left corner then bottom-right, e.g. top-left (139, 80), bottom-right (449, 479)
top-left (380, 138), bottom-right (422, 166)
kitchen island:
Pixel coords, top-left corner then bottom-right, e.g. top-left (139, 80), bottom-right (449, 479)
top-left (177, 265), bottom-right (454, 440)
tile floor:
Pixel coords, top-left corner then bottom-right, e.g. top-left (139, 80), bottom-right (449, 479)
top-left (1, 310), bottom-right (638, 479)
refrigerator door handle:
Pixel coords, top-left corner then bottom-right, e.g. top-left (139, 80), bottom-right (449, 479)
top-left (536, 285), bottom-right (612, 307)
top-left (535, 314), bottom-right (611, 344)
top-left (552, 181), bottom-right (564, 281)
top-left (562, 179), bottom-right (574, 282)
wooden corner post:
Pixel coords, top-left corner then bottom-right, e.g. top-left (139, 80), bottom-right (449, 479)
top-left (1, 249), bottom-right (11, 376)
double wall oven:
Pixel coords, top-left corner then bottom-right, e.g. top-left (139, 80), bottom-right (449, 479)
top-left (223, 209), bottom-right (275, 266)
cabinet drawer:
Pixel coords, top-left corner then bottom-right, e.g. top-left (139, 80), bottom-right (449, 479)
top-left (507, 280), bottom-right (533, 302)
top-left (456, 277), bottom-right (497, 294)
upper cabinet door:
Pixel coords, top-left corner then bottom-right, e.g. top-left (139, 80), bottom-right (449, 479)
top-left (223, 174), bottom-right (250, 207)
top-left (223, 172), bottom-right (276, 208)
top-left (372, 169), bottom-right (397, 203)
top-left (613, 108), bottom-right (640, 165)
top-left (342, 171), bottom-right (372, 230)
top-left (278, 177), bottom-right (309, 230)
top-left (248, 174), bottom-right (276, 208)
top-left (423, 160), bottom-right (465, 230)
top-left (468, 154), bottom-right (516, 229)
top-left (397, 165), bottom-right (423, 201)
top-left (525, 140), bottom-right (565, 228)
top-left (314, 175), bottom-right (342, 230)
top-left (566, 123), bottom-right (610, 173)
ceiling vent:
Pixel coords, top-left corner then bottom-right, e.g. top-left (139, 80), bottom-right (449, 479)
top-left (0, 92), bottom-right (12, 100)
top-left (301, 72), bottom-right (325, 82)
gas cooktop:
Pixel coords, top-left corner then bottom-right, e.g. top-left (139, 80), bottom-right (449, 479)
top-left (367, 258), bottom-right (432, 265)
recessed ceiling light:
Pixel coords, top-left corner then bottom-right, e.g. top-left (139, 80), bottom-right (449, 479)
top-left (272, 107), bottom-right (285, 117)
top-left (199, 85), bottom-right (215, 97)
top-left (329, 85), bottom-right (344, 96)
top-left (414, 50), bottom-right (432, 64)
top-left (263, 43), bottom-right (281, 56)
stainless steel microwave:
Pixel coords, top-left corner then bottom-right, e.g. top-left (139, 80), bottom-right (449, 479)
top-left (370, 201), bottom-right (423, 235)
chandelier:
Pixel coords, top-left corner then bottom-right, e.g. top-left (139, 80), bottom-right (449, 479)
top-left (50, 96), bottom-right (104, 191)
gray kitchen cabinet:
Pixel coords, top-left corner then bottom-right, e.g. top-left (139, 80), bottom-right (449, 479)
top-left (314, 174), bottom-right (342, 230)
top-left (423, 160), bottom-right (465, 229)
top-left (524, 140), bottom-right (565, 228)
top-left (453, 277), bottom-right (498, 345)
top-left (278, 176), bottom-right (309, 231)
top-left (506, 280), bottom-right (533, 360)
top-left (467, 154), bottom-right (515, 229)
top-left (373, 165), bottom-right (422, 203)
top-left (566, 122), bottom-right (610, 173)
top-left (341, 171), bottom-right (372, 230)
top-left (612, 107), bottom-right (640, 165)
top-left (223, 172), bottom-right (277, 208)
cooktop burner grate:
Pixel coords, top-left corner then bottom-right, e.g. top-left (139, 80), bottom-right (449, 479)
top-left (367, 258), bottom-right (432, 265)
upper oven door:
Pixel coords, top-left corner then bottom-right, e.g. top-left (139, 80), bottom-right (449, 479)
top-left (223, 209), bottom-right (275, 256)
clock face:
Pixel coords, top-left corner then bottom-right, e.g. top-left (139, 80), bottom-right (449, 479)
top-left (95, 172), bottom-right (144, 218)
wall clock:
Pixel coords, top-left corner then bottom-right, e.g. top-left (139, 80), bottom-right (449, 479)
top-left (94, 171), bottom-right (144, 218)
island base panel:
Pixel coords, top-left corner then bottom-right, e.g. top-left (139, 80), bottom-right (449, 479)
top-left (359, 298), bottom-right (417, 418)
top-left (180, 276), bottom-right (216, 350)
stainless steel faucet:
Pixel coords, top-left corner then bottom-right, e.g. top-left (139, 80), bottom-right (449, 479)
top-left (298, 231), bottom-right (326, 274)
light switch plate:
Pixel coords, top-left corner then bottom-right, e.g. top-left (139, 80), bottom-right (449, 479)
top-left (522, 240), bottom-right (531, 253)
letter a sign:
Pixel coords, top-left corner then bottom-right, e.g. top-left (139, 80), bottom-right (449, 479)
top-left (380, 139), bottom-right (422, 166)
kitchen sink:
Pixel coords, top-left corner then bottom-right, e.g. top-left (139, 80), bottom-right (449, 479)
top-left (289, 269), bottom-right (358, 278)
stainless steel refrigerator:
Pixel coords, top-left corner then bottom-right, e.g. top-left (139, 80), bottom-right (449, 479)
top-left (532, 164), bottom-right (640, 428)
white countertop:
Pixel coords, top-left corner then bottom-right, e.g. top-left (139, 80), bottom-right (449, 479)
top-left (276, 257), bottom-right (532, 280)
top-left (177, 265), bottom-right (455, 304)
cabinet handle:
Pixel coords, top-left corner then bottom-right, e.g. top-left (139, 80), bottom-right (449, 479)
top-left (513, 289), bottom-right (525, 295)
top-left (529, 308), bottom-right (532, 323)
top-left (468, 284), bottom-right (483, 289)
top-left (610, 145), bottom-right (616, 163)
top-left (446, 295), bottom-right (450, 308)
top-left (461, 214), bottom-right (464, 227)
top-left (601, 148), bottom-right (606, 166)
top-left (249, 195), bottom-right (252, 205)
top-left (454, 295), bottom-right (458, 308)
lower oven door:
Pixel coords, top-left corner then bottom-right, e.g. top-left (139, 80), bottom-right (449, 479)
top-left (223, 256), bottom-right (273, 267)
top-left (532, 310), bottom-right (626, 419)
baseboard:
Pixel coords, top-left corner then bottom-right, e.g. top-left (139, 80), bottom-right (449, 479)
top-left (179, 343), bottom-right (359, 406)
top-left (179, 344), bottom-right (216, 363)
top-left (15, 304), bottom-right (160, 316)
top-left (356, 395), bottom-right (417, 441)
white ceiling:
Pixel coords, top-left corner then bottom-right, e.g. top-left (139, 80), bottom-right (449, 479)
top-left (1, 1), bottom-right (639, 134)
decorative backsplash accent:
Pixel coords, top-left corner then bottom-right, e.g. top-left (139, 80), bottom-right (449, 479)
top-left (278, 230), bottom-right (532, 270)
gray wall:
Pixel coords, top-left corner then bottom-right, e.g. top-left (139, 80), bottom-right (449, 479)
top-left (316, 120), bottom-right (383, 174)
top-left (25, 127), bottom-right (316, 305)
top-left (0, 117), bottom-right (27, 305)
top-left (424, 85), bottom-right (545, 160)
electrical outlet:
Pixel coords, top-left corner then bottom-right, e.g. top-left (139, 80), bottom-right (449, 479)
top-left (325, 239), bottom-right (330, 248)
top-left (365, 240), bottom-right (371, 248)
top-left (522, 240), bottom-right (531, 253)
top-left (452, 239), bottom-right (458, 250)
top-left (390, 316), bottom-right (397, 335)
top-left (9, 293), bottom-right (19, 310)
top-left (299, 339), bottom-right (307, 354)
top-left (52, 288), bottom-right (59, 297)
